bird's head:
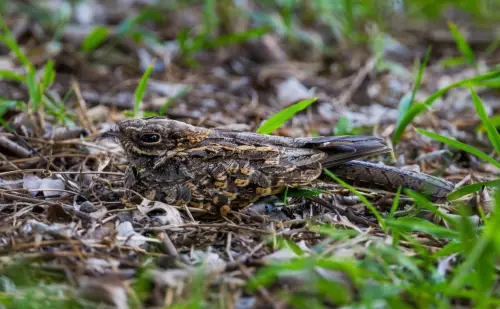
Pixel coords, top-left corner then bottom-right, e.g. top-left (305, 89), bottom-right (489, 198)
top-left (102, 117), bottom-right (210, 161)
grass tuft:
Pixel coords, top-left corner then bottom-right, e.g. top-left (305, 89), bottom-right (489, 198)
top-left (393, 70), bottom-right (500, 145)
top-left (393, 46), bottom-right (431, 145)
top-left (416, 128), bottom-right (500, 170)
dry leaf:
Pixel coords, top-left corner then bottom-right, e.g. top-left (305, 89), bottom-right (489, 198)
top-left (276, 77), bottom-right (312, 106)
top-left (137, 199), bottom-right (184, 225)
top-left (39, 178), bottom-right (65, 197)
top-left (116, 221), bottom-right (148, 247)
top-left (23, 173), bottom-right (42, 196)
top-left (78, 276), bottom-right (128, 309)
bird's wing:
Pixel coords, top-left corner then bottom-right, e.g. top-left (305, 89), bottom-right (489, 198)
top-left (181, 130), bottom-right (326, 167)
top-left (204, 130), bottom-right (390, 167)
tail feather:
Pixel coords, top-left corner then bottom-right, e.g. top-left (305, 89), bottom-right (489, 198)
top-left (324, 160), bottom-right (454, 202)
top-left (317, 137), bottom-right (390, 167)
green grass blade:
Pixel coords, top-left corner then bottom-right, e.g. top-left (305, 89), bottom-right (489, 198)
top-left (405, 190), bottom-right (458, 227)
top-left (416, 128), bottom-right (500, 169)
top-left (81, 26), bottom-right (109, 52)
top-left (343, 0), bottom-right (355, 39)
top-left (117, 9), bottom-right (163, 37)
top-left (388, 186), bottom-right (402, 218)
top-left (202, 0), bottom-right (218, 36)
top-left (490, 186), bottom-right (500, 252)
top-left (0, 100), bottom-right (24, 128)
top-left (470, 87), bottom-right (500, 155)
top-left (397, 47), bottom-right (431, 125)
top-left (133, 59), bottom-right (155, 118)
top-left (385, 217), bottom-right (460, 240)
top-left (473, 77), bottom-right (500, 88)
top-left (392, 70), bottom-right (500, 144)
top-left (0, 70), bottom-right (26, 82)
top-left (440, 56), bottom-right (467, 68)
top-left (448, 233), bottom-right (489, 292)
top-left (447, 180), bottom-right (500, 201)
top-left (322, 168), bottom-right (386, 231)
top-left (476, 115), bottom-right (500, 132)
top-left (0, 99), bottom-right (23, 113)
top-left (470, 75), bottom-right (500, 86)
top-left (433, 242), bottom-right (462, 259)
top-left (159, 85), bottom-right (192, 116)
top-left (41, 60), bottom-right (55, 91)
top-left (0, 17), bottom-right (33, 70)
top-left (26, 68), bottom-right (41, 110)
top-left (412, 46), bottom-right (432, 98)
top-left (393, 47), bottom-right (431, 144)
top-left (396, 92), bottom-right (413, 126)
top-left (207, 27), bottom-right (269, 49)
top-left (448, 21), bottom-right (475, 66)
top-left (334, 115), bottom-right (351, 135)
top-left (392, 102), bottom-right (428, 144)
top-left (256, 98), bottom-right (318, 134)
top-left (424, 71), bottom-right (500, 107)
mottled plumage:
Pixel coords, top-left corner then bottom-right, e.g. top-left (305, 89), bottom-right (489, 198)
top-left (109, 117), bottom-right (453, 215)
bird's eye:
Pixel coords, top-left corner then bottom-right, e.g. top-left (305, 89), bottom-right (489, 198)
top-left (139, 133), bottom-right (161, 144)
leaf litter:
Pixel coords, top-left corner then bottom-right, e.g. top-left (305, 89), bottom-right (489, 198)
top-left (0, 1), bottom-right (499, 308)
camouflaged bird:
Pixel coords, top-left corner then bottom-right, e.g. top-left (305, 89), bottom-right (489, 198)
top-left (108, 117), bottom-right (454, 215)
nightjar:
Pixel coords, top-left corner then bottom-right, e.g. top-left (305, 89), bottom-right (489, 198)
top-left (107, 117), bottom-right (454, 215)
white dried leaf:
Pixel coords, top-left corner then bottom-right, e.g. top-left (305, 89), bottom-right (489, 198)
top-left (344, 104), bottom-right (398, 126)
top-left (479, 162), bottom-right (500, 175)
top-left (148, 81), bottom-right (190, 97)
top-left (479, 188), bottom-right (493, 214)
top-left (138, 199), bottom-right (183, 225)
top-left (116, 221), bottom-right (148, 247)
top-left (276, 77), bottom-right (312, 106)
top-left (89, 206), bottom-right (108, 220)
top-left (162, 41), bottom-right (181, 63)
top-left (262, 240), bottom-right (311, 262)
top-left (137, 198), bottom-right (153, 215)
top-left (86, 258), bottom-right (120, 273)
top-left (86, 105), bottom-right (110, 124)
top-left (314, 266), bottom-right (349, 283)
top-left (263, 247), bottom-right (298, 262)
top-left (24, 219), bottom-right (74, 238)
top-left (23, 174), bottom-right (42, 196)
top-left (437, 254), bottom-right (458, 279)
top-left (0, 56), bottom-right (15, 70)
top-left (147, 204), bottom-right (183, 225)
top-left (0, 276), bottom-right (16, 293)
top-left (0, 178), bottom-right (23, 190)
top-left (191, 250), bottom-right (226, 274)
top-left (74, 0), bottom-right (103, 25)
top-left (97, 155), bottom-right (112, 172)
top-left (39, 178), bottom-right (65, 197)
top-left (202, 252), bottom-right (226, 273)
top-left (151, 269), bottom-right (192, 288)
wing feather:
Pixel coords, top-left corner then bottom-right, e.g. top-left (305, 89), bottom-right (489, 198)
top-left (209, 130), bottom-right (390, 167)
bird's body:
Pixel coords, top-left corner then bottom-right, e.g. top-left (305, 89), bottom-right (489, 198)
top-left (111, 117), bottom-right (454, 215)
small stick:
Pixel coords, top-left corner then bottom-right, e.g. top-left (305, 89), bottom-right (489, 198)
top-left (0, 136), bottom-right (31, 158)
